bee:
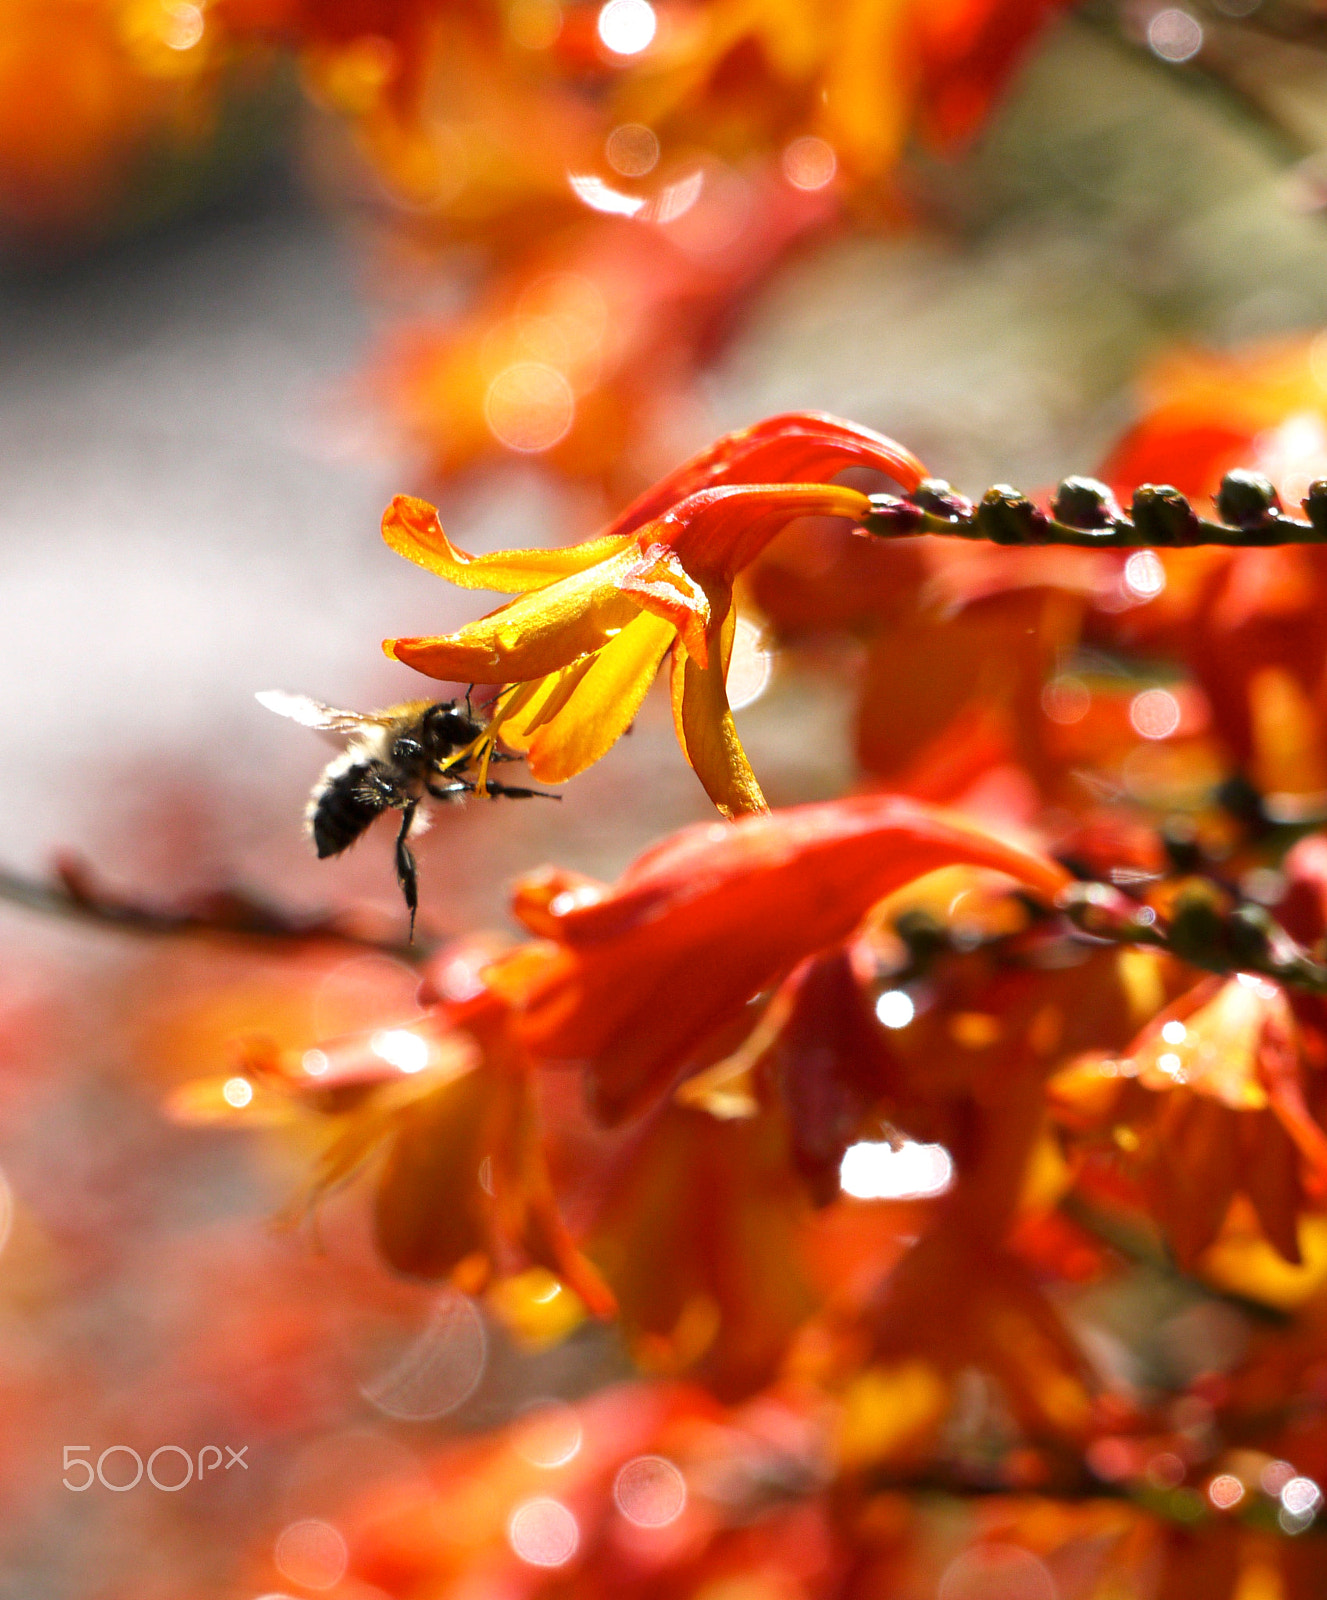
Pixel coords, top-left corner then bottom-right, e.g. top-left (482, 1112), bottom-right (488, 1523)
top-left (257, 690), bottom-right (555, 933)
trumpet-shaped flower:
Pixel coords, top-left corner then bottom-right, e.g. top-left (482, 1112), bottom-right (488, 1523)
top-left (493, 792), bottom-right (1072, 1120)
top-left (382, 412), bottom-right (927, 815)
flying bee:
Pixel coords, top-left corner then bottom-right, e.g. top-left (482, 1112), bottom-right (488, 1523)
top-left (256, 689), bottom-right (555, 934)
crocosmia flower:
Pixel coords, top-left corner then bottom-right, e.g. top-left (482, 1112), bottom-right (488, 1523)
top-left (382, 412), bottom-right (926, 816)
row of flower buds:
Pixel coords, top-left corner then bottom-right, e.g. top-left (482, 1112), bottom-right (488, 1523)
top-left (1059, 878), bottom-right (1327, 993)
top-left (860, 469), bottom-right (1327, 547)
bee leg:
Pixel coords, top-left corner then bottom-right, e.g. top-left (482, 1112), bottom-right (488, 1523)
top-left (484, 779), bottom-right (561, 801)
top-left (425, 778), bottom-right (470, 800)
top-left (394, 802), bottom-right (420, 939)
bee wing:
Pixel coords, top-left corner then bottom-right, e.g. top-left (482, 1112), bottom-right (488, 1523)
top-left (255, 690), bottom-right (388, 734)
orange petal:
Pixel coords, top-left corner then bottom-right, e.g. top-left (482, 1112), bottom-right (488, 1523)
top-left (515, 794), bottom-right (1072, 1120)
top-left (604, 412), bottom-right (928, 539)
top-left (677, 607), bottom-right (768, 819)
top-left (648, 482), bottom-right (873, 585)
top-left (383, 494), bottom-right (632, 592)
top-left (385, 545), bottom-right (645, 683)
top-left (510, 611), bottom-right (677, 783)
top-left (669, 611), bottom-right (737, 780)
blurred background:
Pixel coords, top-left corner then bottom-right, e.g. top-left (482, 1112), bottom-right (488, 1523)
top-left (10, 2), bottom-right (1327, 1595)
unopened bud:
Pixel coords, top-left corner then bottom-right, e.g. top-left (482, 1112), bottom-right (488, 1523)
top-left (908, 479), bottom-right (973, 522)
top-left (1052, 476), bottom-right (1121, 530)
top-left (1131, 485), bottom-right (1198, 547)
top-left (976, 485), bottom-right (1046, 546)
top-left (1167, 879), bottom-right (1231, 969)
top-left (859, 494), bottom-right (924, 536)
top-left (1216, 469), bottom-right (1281, 530)
top-left (1059, 881), bottom-right (1157, 942)
top-left (1304, 481), bottom-right (1327, 534)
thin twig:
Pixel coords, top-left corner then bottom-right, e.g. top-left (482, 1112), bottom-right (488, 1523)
top-left (0, 856), bottom-right (431, 961)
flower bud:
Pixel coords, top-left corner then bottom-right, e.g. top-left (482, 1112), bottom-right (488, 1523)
top-left (859, 493), bottom-right (924, 536)
top-left (1052, 476), bottom-right (1120, 529)
top-left (907, 478), bottom-right (973, 522)
top-left (1304, 480), bottom-right (1327, 534)
top-left (975, 485), bottom-right (1046, 545)
top-left (1216, 469), bottom-right (1281, 531)
top-left (1131, 484), bottom-right (1197, 546)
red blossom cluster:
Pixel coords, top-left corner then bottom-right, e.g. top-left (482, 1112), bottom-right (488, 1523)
top-left (153, 384), bottom-right (1327, 1597)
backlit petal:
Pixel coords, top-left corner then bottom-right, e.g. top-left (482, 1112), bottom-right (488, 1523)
top-left (647, 482), bottom-right (873, 585)
top-left (383, 494), bottom-right (632, 592)
top-left (385, 545), bottom-right (645, 682)
top-left (502, 610), bottom-right (677, 783)
top-left (604, 412), bottom-right (928, 539)
top-left (677, 609), bottom-right (767, 820)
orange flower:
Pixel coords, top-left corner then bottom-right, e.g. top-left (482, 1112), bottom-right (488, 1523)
top-left (1052, 971), bottom-right (1327, 1271)
top-left (493, 792), bottom-right (1071, 1120)
top-left (382, 413), bottom-right (926, 816)
top-left (171, 947), bottom-right (616, 1317)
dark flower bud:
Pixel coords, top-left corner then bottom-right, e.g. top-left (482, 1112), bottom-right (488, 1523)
top-left (859, 493), bottom-right (924, 536)
top-left (907, 478), bottom-right (973, 522)
top-left (1052, 475), bottom-right (1121, 529)
top-left (1304, 481), bottom-right (1327, 534)
top-left (892, 907), bottom-right (948, 971)
top-left (975, 485), bottom-right (1046, 546)
top-left (1229, 903), bottom-right (1318, 984)
top-left (1166, 878), bottom-right (1230, 969)
top-left (1058, 881), bottom-right (1158, 942)
top-left (1130, 484), bottom-right (1198, 547)
top-left (1216, 469), bottom-right (1281, 530)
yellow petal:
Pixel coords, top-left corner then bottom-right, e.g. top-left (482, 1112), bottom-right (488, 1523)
top-left (383, 495), bottom-right (632, 592)
top-left (676, 606), bottom-right (768, 818)
top-left (385, 546), bottom-right (645, 683)
top-left (515, 611), bottom-right (677, 782)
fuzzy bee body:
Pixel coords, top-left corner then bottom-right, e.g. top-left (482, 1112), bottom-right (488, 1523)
top-left (258, 690), bottom-right (553, 933)
top-left (307, 750), bottom-right (402, 860)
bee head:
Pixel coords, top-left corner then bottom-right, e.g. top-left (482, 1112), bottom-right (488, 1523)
top-left (421, 701), bottom-right (482, 753)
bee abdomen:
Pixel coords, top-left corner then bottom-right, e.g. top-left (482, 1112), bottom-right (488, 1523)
top-left (309, 763), bottom-right (383, 858)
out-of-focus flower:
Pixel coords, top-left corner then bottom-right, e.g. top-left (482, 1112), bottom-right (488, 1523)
top-left (491, 792), bottom-right (1071, 1120)
top-left (0, 0), bottom-right (234, 238)
top-left (1099, 335), bottom-right (1327, 508)
top-left (378, 163), bottom-right (841, 488)
top-left (300, 1380), bottom-right (836, 1599)
top-left (359, 0), bottom-right (1074, 488)
top-left (1051, 970), bottom-right (1327, 1272)
top-left (383, 412), bottom-right (926, 815)
top-left (1086, 335), bottom-right (1327, 805)
top-left (619, 0), bottom-right (1074, 182)
top-left (582, 1101), bottom-right (817, 1398)
top-left (170, 947), bottom-right (617, 1318)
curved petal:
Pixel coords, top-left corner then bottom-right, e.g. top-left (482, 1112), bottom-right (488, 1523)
top-left (603, 412), bottom-right (928, 539)
top-left (510, 611), bottom-right (678, 783)
top-left (669, 608), bottom-right (736, 767)
top-left (511, 794), bottom-right (1074, 1121)
top-left (385, 546), bottom-right (645, 683)
top-left (673, 604), bottom-right (766, 819)
top-left (383, 494), bottom-right (632, 593)
top-left (649, 483), bottom-right (873, 584)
